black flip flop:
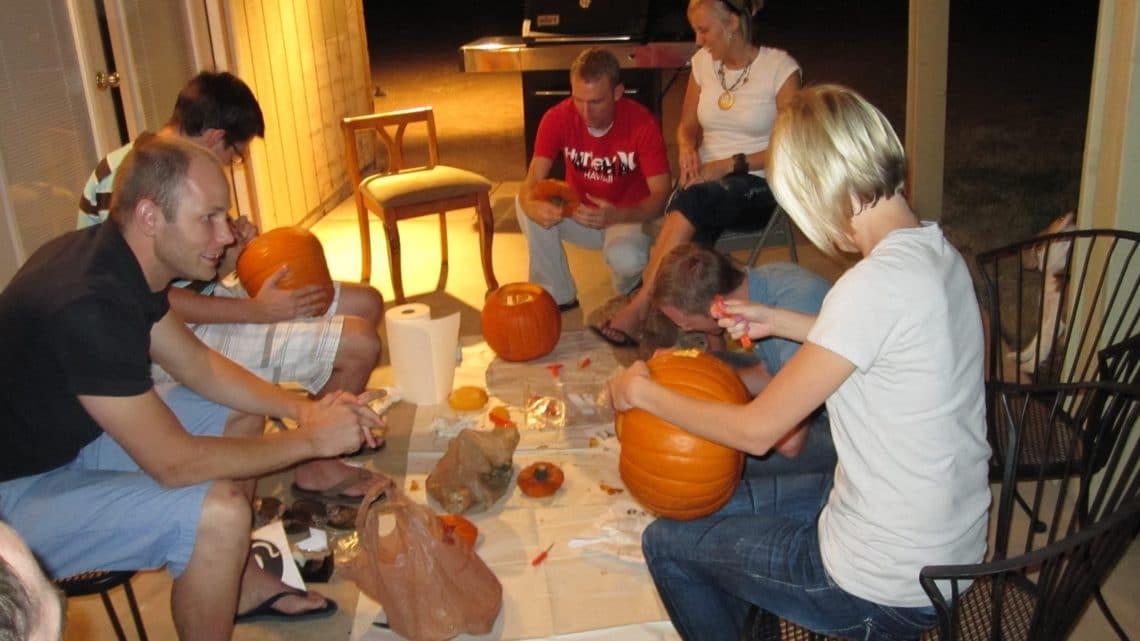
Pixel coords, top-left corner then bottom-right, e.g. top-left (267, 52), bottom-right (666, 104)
top-left (235, 589), bottom-right (337, 624)
top-left (290, 466), bottom-right (380, 506)
top-left (285, 499), bottom-right (358, 532)
top-left (590, 320), bottom-right (639, 348)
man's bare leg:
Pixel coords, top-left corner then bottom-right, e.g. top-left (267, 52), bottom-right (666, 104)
top-left (225, 411), bottom-right (266, 499)
top-left (318, 315), bottom-right (381, 397)
top-left (288, 284), bottom-right (385, 498)
top-left (171, 482), bottom-right (332, 640)
top-left (170, 480), bottom-right (250, 641)
top-left (336, 283), bottom-right (384, 329)
top-left (293, 314), bottom-right (384, 497)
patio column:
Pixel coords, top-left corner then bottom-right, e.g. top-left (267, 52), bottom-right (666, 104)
top-left (904, 0), bottom-right (949, 221)
top-left (1080, 0), bottom-right (1140, 233)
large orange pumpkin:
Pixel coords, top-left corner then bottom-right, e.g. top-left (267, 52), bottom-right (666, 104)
top-left (481, 282), bottom-right (561, 361)
top-left (617, 350), bottom-right (749, 520)
top-left (236, 227), bottom-right (335, 315)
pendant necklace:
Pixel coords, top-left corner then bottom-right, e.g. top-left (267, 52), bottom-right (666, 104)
top-left (716, 58), bottom-right (753, 110)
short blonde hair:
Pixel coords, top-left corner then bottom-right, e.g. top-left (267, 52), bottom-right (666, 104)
top-left (768, 84), bottom-right (906, 258)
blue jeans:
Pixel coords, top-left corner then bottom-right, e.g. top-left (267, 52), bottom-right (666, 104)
top-left (643, 473), bottom-right (936, 641)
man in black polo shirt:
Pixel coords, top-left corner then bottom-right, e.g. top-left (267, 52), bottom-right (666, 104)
top-left (0, 136), bottom-right (381, 640)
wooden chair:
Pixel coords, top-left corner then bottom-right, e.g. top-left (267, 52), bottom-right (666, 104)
top-left (341, 106), bottom-right (498, 303)
top-left (56, 570), bottom-right (148, 641)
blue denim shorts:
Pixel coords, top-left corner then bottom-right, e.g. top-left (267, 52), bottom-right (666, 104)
top-left (0, 385), bottom-right (230, 578)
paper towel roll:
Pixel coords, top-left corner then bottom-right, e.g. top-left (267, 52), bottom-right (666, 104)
top-left (385, 303), bottom-right (461, 405)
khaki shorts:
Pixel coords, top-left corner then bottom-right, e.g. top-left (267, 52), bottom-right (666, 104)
top-left (151, 281), bottom-right (345, 394)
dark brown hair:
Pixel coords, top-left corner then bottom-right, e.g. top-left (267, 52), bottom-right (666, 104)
top-left (167, 71), bottom-right (265, 146)
top-left (651, 243), bottom-right (745, 314)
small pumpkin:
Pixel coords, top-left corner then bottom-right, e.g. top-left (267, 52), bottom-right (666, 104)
top-left (517, 461), bottom-right (565, 498)
top-left (448, 386), bottom-right (489, 412)
top-left (236, 227), bottom-right (335, 315)
top-left (530, 178), bottom-right (579, 217)
top-left (617, 349), bottom-right (749, 520)
top-left (439, 513), bottom-right (479, 547)
top-left (481, 283), bottom-right (561, 362)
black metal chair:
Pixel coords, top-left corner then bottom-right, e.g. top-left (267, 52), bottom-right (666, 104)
top-left (920, 494), bottom-right (1140, 641)
top-left (976, 228), bottom-right (1140, 389)
top-left (741, 379), bottom-right (1140, 641)
top-left (975, 228), bottom-right (1140, 640)
top-left (715, 204), bottom-right (799, 268)
top-left (56, 570), bottom-right (148, 641)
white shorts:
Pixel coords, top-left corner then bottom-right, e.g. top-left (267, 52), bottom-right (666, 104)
top-left (151, 281), bottom-right (345, 394)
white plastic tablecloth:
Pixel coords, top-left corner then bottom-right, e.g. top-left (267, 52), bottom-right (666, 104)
top-left (350, 332), bottom-right (680, 641)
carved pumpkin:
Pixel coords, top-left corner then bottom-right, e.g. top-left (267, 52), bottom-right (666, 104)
top-left (236, 227), bottom-right (335, 315)
top-left (481, 283), bottom-right (561, 361)
top-left (530, 178), bottom-right (579, 217)
top-left (517, 461), bottom-right (565, 498)
top-left (439, 513), bottom-right (479, 548)
top-left (617, 350), bottom-right (749, 520)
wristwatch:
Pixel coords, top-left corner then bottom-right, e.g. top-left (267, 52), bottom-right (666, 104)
top-left (733, 153), bottom-right (749, 175)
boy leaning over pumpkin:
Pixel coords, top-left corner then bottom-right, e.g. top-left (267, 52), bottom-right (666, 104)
top-left (649, 242), bottom-right (836, 477)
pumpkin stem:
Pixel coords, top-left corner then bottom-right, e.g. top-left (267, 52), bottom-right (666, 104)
top-left (533, 465), bottom-right (549, 482)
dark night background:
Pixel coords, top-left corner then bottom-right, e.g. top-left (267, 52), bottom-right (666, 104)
top-left (361, 0), bottom-right (1102, 254)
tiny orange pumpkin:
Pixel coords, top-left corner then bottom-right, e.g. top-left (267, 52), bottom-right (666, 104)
top-left (517, 462), bottom-right (565, 498)
top-left (530, 178), bottom-right (580, 217)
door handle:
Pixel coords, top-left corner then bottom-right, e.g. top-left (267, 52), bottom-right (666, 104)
top-left (95, 71), bottom-right (120, 90)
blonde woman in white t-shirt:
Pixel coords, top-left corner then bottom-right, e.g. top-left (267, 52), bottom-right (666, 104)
top-left (610, 84), bottom-right (991, 641)
top-left (594, 0), bottom-right (800, 349)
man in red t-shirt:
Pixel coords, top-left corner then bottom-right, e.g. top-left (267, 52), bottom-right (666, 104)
top-left (516, 47), bottom-right (672, 318)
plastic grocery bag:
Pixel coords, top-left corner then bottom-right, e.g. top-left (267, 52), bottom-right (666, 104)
top-left (339, 475), bottom-right (502, 641)
top-left (426, 426), bottom-right (520, 514)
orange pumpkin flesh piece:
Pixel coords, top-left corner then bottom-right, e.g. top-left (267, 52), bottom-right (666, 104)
top-left (481, 283), bottom-right (561, 362)
top-left (439, 514), bottom-right (478, 548)
top-left (530, 178), bottom-right (580, 217)
top-left (517, 462), bottom-right (565, 498)
top-left (236, 227), bottom-right (335, 315)
top-left (448, 386), bottom-right (489, 412)
top-left (617, 350), bottom-right (749, 520)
